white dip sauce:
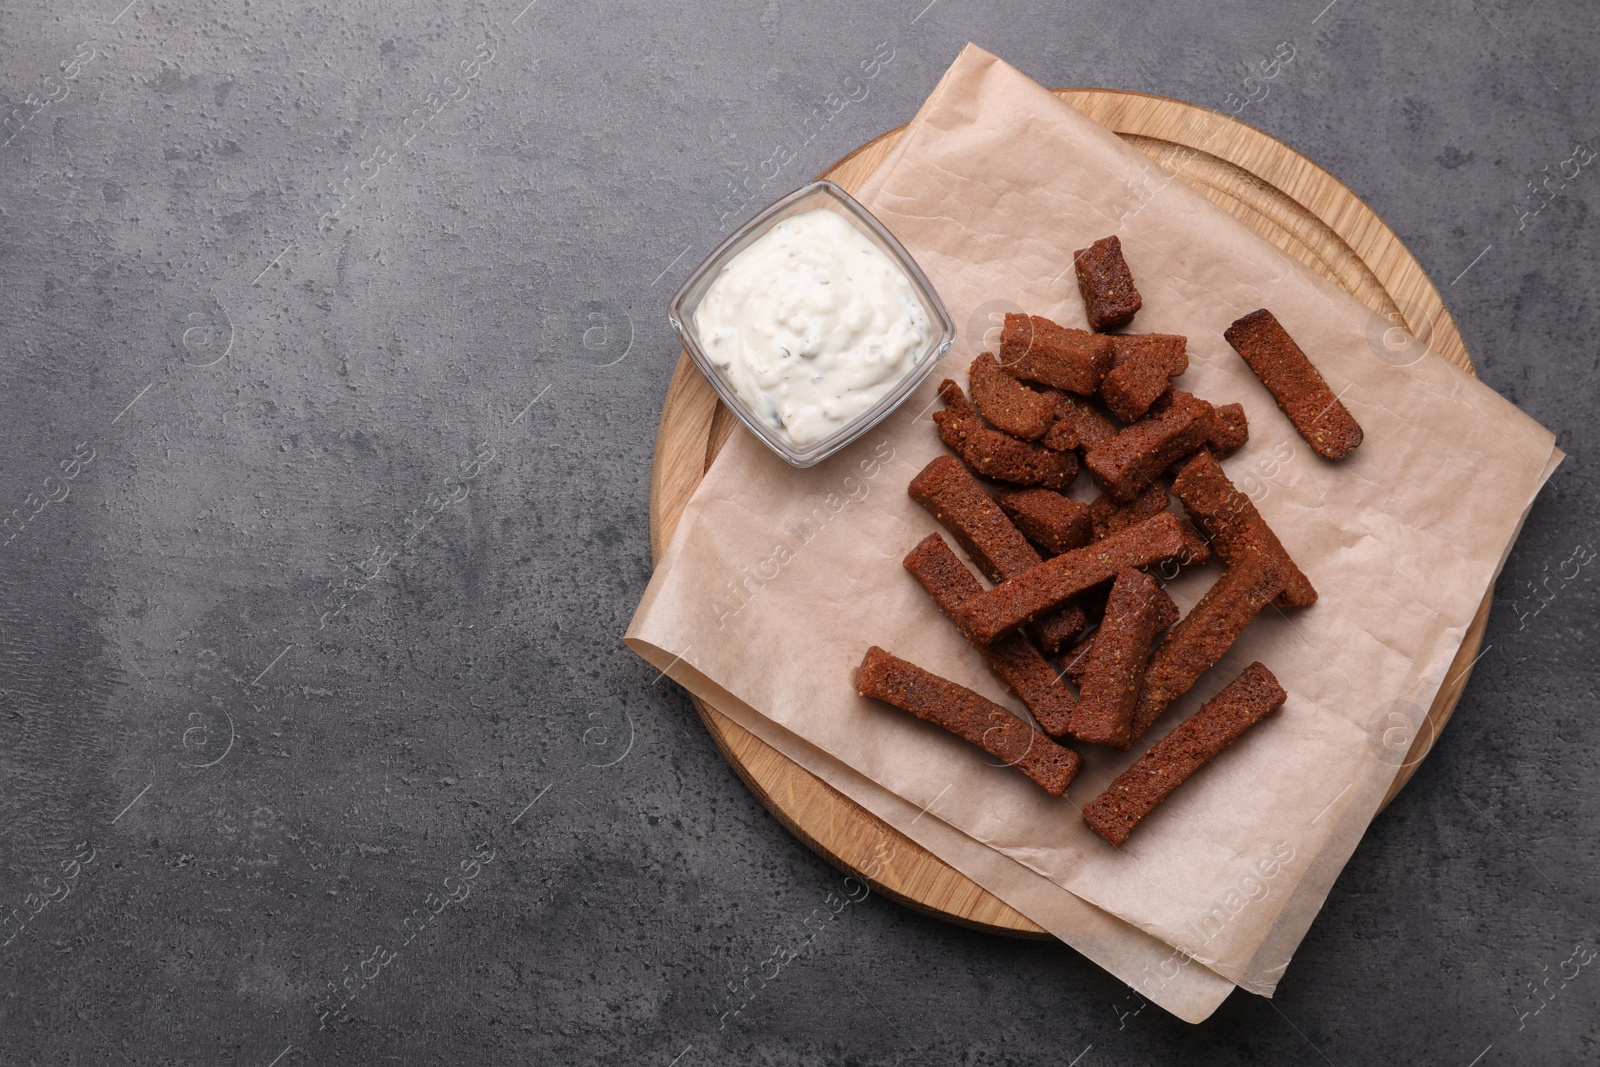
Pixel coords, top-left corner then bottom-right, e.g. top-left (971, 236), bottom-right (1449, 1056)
top-left (693, 208), bottom-right (933, 448)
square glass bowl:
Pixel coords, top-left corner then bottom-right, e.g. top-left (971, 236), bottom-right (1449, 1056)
top-left (667, 180), bottom-right (956, 468)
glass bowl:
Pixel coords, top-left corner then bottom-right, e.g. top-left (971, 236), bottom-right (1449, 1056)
top-left (667, 180), bottom-right (956, 468)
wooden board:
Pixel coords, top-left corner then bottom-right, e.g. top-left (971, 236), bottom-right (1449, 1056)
top-left (647, 89), bottom-right (1487, 938)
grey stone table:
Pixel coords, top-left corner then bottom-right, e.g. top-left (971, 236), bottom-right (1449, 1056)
top-left (1, 0), bottom-right (1595, 1062)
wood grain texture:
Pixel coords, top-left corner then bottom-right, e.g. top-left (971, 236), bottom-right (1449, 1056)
top-left (646, 90), bottom-right (1487, 938)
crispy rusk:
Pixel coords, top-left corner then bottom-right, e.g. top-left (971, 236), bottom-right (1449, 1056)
top-left (856, 646), bottom-right (1082, 796)
top-left (1000, 314), bottom-right (1115, 396)
top-left (969, 351), bottom-right (1058, 441)
top-left (956, 512), bottom-right (1186, 645)
top-left (1083, 662), bottom-right (1286, 845)
top-left (1073, 235), bottom-right (1143, 331)
top-left (1085, 391), bottom-right (1213, 503)
top-left (904, 533), bottom-right (1079, 739)
top-left (1171, 450), bottom-right (1315, 607)
top-left (995, 487), bottom-right (1093, 556)
top-left (909, 455), bottom-right (1040, 583)
top-left (1072, 569), bottom-right (1179, 748)
top-left (1042, 392), bottom-right (1119, 453)
top-left (1128, 551), bottom-right (1285, 741)
top-left (1102, 333), bottom-right (1187, 422)
top-left (934, 381), bottom-right (1078, 490)
top-left (909, 454), bottom-right (1087, 653)
top-left (1206, 402), bottom-right (1249, 458)
top-left (1224, 308), bottom-right (1362, 460)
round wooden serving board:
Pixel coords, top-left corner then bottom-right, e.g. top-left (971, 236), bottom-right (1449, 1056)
top-left (648, 89), bottom-right (1489, 938)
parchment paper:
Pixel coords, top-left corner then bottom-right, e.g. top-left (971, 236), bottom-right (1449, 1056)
top-left (665, 656), bottom-right (1238, 1022)
top-left (628, 45), bottom-right (1560, 1019)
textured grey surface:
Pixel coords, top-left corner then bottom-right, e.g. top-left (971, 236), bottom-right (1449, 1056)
top-left (0, 0), bottom-right (1595, 1062)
